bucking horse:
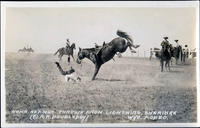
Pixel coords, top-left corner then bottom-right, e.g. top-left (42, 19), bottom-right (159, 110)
top-left (76, 30), bottom-right (140, 80)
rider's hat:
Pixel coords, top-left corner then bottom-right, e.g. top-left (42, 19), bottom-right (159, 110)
top-left (185, 45), bottom-right (188, 47)
top-left (174, 40), bottom-right (178, 42)
top-left (163, 37), bottom-right (168, 40)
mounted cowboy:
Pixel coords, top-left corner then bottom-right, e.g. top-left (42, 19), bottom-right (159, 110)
top-left (66, 38), bottom-right (71, 50)
top-left (174, 39), bottom-right (179, 47)
top-left (161, 37), bottom-right (170, 48)
top-left (161, 36), bottom-right (171, 55)
top-left (54, 39), bottom-right (76, 62)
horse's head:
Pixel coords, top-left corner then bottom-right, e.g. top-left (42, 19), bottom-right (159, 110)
top-left (162, 42), bottom-right (170, 52)
top-left (76, 47), bottom-right (84, 64)
top-left (71, 43), bottom-right (76, 49)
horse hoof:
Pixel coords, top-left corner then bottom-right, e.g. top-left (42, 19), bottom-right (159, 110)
top-left (55, 62), bottom-right (59, 65)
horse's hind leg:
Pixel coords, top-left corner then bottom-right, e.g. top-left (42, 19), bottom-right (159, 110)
top-left (127, 42), bottom-right (137, 53)
top-left (127, 41), bottom-right (140, 49)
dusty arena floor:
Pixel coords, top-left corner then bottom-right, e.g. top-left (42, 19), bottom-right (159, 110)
top-left (5, 53), bottom-right (197, 123)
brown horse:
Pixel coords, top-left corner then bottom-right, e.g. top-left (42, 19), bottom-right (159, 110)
top-left (54, 43), bottom-right (76, 63)
top-left (76, 30), bottom-right (140, 80)
top-left (154, 43), bottom-right (172, 72)
top-left (170, 45), bottom-right (183, 65)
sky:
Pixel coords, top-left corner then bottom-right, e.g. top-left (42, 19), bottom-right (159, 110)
top-left (5, 7), bottom-right (197, 56)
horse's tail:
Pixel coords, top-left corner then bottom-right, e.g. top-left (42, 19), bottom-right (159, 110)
top-left (116, 30), bottom-right (133, 43)
top-left (54, 49), bottom-right (60, 55)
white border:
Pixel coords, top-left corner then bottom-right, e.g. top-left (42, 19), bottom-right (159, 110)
top-left (1, 1), bottom-right (199, 127)
top-left (0, 1), bottom-right (199, 8)
top-left (196, 1), bottom-right (200, 127)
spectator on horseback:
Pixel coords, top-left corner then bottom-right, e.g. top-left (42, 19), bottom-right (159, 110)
top-left (185, 45), bottom-right (189, 58)
top-left (161, 37), bottom-right (170, 48)
top-left (161, 36), bottom-right (171, 56)
top-left (149, 48), bottom-right (153, 60)
top-left (161, 37), bottom-right (170, 49)
top-left (175, 40), bottom-right (179, 47)
top-left (66, 38), bottom-right (71, 49)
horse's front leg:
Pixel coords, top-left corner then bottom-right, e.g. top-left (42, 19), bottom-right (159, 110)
top-left (161, 60), bottom-right (164, 72)
top-left (168, 62), bottom-right (170, 71)
top-left (165, 61), bottom-right (168, 71)
top-left (165, 61), bottom-right (170, 71)
top-left (171, 58), bottom-right (173, 66)
top-left (92, 64), bottom-right (101, 80)
top-left (71, 54), bottom-right (75, 61)
top-left (59, 54), bottom-right (62, 61)
top-left (67, 56), bottom-right (70, 64)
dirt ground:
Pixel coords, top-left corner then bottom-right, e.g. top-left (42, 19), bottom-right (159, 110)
top-left (5, 52), bottom-right (197, 123)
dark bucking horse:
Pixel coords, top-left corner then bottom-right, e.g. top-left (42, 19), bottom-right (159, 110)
top-left (76, 30), bottom-right (140, 80)
top-left (54, 43), bottom-right (76, 63)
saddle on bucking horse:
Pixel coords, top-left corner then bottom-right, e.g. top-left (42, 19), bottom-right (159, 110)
top-left (87, 41), bottom-right (112, 63)
top-left (94, 41), bottom-right (109, 56)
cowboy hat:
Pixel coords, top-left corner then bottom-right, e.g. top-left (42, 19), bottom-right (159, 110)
top-left (163, 37), bottom-right (168, 40)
